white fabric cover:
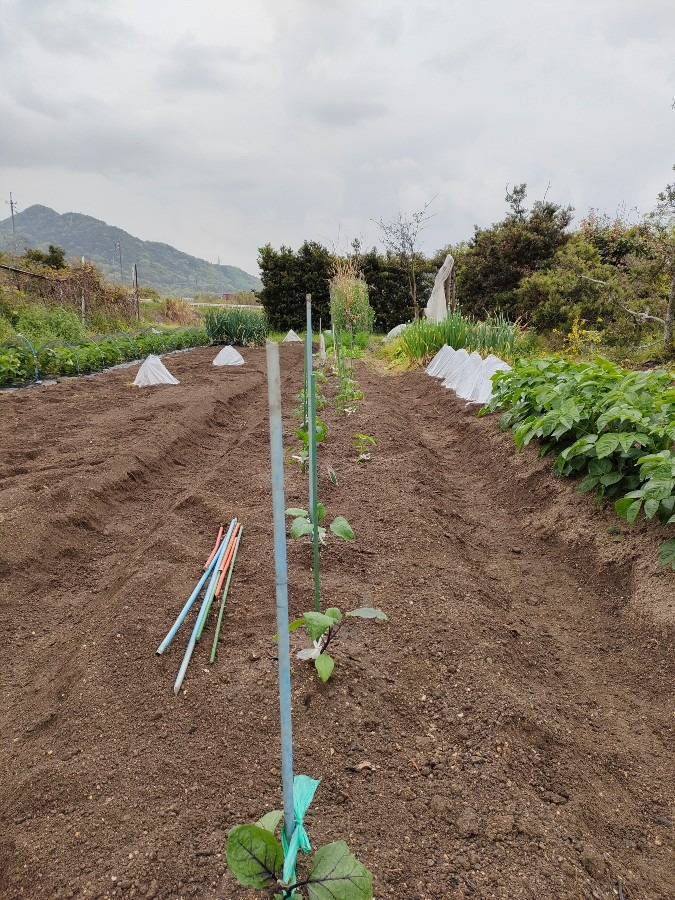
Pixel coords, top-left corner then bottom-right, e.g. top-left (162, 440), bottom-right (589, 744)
top-left (425, 253), bottom-right (454, 323)
top-left (433, 347), bottom-right (461, 380)
top-left (212, 346), bottom-right (245, 366)
top-left (319, 333), bottom-right (327, 363)
top-left (426, 344), bottom-right (452, 375)
top-left (440, 348), bottom-right (470, 387)
top-left (452, 352), bottom-right (484, 399)
top-left (133, 354), bottom-right (179, 386)
top-left (282, 329), bottom-right (302, 342)
top-left (472, 357), bottom-right (512, 404)
top-left (385, 324), bottom-right (408, 341)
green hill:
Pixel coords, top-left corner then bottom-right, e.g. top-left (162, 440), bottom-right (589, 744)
top-left (0, 205), bottom-right (261, 296)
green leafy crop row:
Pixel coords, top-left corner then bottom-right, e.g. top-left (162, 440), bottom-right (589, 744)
top-left (0, 327), bottom-right (208, 386)
top-left (481, 356), bottom-right (675, 568)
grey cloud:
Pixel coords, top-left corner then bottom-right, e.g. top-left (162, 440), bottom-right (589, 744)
top-left (6, 0), bottom-right (133, 58)
top-left (306, 97), bottom-right (388, 127)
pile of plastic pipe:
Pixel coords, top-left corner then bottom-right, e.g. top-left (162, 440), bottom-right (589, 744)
top-left (156, 520), bottom-right (243, 693)
top-left (425, 344), bottom-right (511, 404)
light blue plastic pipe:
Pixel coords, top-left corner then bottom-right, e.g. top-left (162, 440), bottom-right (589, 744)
top-left (265, 339), bottom-right (295, 846)
top-left (305, 295), bottom-right (316, 526)
top-left (173, 522), bottom-right (236, 695)
top-left (155, 518), bottom-right (237, 656)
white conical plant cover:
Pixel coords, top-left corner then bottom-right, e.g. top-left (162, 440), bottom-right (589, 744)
top-left (212, 346), bottom-right (245, 366)
top-left (283, 329), bottom-right (302, 342)
top-left (433, 347), bottom-right (462, 380)
top-left (472, 357), bottom-right (512, 404)
top-left (426, 344), bottom-right (453, 376)
top-left (440, 348), bottom-right (470, 387)
top-left (452, 351), bottom-right (483, 398)
top-left (133, 354), bottom-right (179, 387)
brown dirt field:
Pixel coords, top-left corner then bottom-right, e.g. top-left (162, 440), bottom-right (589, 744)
top-left (1, 345), bottom-right (673, 900)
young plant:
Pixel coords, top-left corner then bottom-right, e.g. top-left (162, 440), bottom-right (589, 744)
top-left (290, 605), bottom-right (388, 682)
top-left (285, 506), bottom-right (354, 545)
top-left (227, 779), bottom-right (373, 898)
top-left (352, 433), bottom-right (376, 463)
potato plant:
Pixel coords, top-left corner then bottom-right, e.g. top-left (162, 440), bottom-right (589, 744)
top-left (483, 355), bottom-right (675, 566)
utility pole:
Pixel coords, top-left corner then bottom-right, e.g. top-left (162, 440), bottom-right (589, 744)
top-left (132, 264), bottom-right (140, 320)
top-left (6, 193), bottom-right (18, 254)
top-left (115, 241), bottom-right (123, 282)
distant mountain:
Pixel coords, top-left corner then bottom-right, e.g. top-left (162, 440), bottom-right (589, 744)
top-left (0, 205), bottom-right (261, 296)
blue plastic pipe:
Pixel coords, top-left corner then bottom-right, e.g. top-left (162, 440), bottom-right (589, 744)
top-left (305, 295), bottom-right (316, 526)
top-left (173, 521), bottom-right (236, 695)
top-left (265, 340), bottom-right (295, 845)
top-left (156, 520), bottom-right (236, 655)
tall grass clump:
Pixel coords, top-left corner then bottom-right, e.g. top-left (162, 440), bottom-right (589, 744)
top-left (398, 311), bottom-right (518, 362)
top-left (329, 258), bottom-right (374, 334)
top-left (204, 308), bottom-right (268, 346)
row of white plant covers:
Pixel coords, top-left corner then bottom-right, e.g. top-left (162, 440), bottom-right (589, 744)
top-left (425, 345), bottom-right (511, 404)
top-left (133, 345), bottom-right (246, 386)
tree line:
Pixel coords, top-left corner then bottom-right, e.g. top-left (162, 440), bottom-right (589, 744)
top-left (257, 178), bottom-right (675, 357)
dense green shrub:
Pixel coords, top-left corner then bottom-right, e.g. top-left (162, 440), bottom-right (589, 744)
top-left (13, 304), bottom-right (85, 343)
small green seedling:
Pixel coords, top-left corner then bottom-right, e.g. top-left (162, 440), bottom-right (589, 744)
top-left (286, 447), bottom-right (309, 473)
top-left (285, 506), bottom-right (354, 545)
top-left (227, 778), bottom-right (373, 898)
top-left (327, 466), bottom-right (338, 486)
top-left (352, 433), bottom-right (376, 463)
top-left (291, 605), bottom-right (388, 682)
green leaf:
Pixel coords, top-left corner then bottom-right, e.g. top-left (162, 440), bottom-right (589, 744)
top-left (599, 471), bottom-right (623, 486)
top-left (577, 474), bottom-right (599, 494)
top-left (306, 840), bottom-right (373, 899)
top-left (658, 538), bottom-right (675, 569)
top-left (256, 810), bottom-right (283, 834)
top-left (595, 433), bottom-right (621, 458)
top-left (303, 612), bottom-right (336, 641)
top-left (588, 458), bottom-right (612, 476)
top-left (226, 824), bottom-right (282, 889)
top-left (328, 467), bottom-right (338, 485)
top-left (625, 499), bottom-right (642, 524)
top-left (329, 516), bottom-right (354, 540)
top-left (345, 607), bottom-right (388, 621)
top-left (316, 502), bottom-right (327, 522)
top-left (325, 607), bottom-right (342, 624)
top-left (286, 507), bottom-right (308, 518)
top-left (315, 652), bottom-right (335, 682)
top-left (643, 499), bottom-right (661, 519)
top-left (290, 517), bottom-right (314, 540)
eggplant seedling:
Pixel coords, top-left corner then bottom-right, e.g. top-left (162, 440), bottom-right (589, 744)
top-left (289, 605), bottom-right (388, 682)
top-left (226, 778), bottom-right (373, 897)
top-left (352, 433), bottom-right (376, 463)
top-left (285, 506), bottom-right (353, 545)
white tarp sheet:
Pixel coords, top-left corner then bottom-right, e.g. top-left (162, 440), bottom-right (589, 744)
top-left (212, 346), bottom-right (245, 366)
top-left (133, 354), bottom-right (179, 387)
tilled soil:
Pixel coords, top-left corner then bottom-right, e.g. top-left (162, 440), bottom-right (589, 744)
top-left (1, 345), bottom-right (673, 900)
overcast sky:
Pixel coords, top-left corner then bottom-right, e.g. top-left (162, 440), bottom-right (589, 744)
top-left (1, 0), bottom-right (674, 276)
